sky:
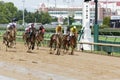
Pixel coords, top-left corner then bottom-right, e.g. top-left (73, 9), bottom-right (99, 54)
top-left (2, 0), bottom-right (119, 12)
top-left (3, 0), bottom-right (85, 12)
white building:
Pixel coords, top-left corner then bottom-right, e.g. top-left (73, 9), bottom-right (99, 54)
top-left (38, 1), bottom-right (120, 25)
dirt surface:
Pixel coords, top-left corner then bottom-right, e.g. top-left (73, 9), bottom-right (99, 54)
top-left (0, 42), bottom-right (120, 80)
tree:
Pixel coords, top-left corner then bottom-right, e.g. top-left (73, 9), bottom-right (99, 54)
top-left (102, 16), bottom-right (110, 28)
top-left (0, 1), bottom-right (17, 23)
top-left (69, 15), bottom-right (75, 25)
top-left (34, 11), bottom-right (41, 23)
top-left (40, 12), bottom-right (52, 24)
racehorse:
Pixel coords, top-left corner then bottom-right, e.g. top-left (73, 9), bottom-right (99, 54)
top-left (23, 28), bottom-right (36, 52)
top-left (35, 30), bottom-right (44, 49)
top-left (3, 30), bottom-right (16, 51)
top-left (62, 34), bottom-right (69, 53)
top-left (62, 34), bottom-right (77, 55)
top-left (69, 35), bottom-right (77, 55)
top-left (49, 33), bottom-right (62, 55)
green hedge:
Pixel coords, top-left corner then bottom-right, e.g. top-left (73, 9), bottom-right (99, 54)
top-left (99, 28), bottom-right (120, 36)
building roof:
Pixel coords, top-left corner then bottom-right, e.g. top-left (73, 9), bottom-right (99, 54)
top-left (116, 2), bottom-right (120, 6)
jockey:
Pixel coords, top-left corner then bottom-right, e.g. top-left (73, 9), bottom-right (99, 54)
top-left (25, 23), bottom-right (31, 34)
top-left (7, 23), bottom-right (13, 32)
top-left (70, 26), bottom-right (77, 36)
top-left (6, 18), bottom-right (17, 38)
top-left (55, 24), bottom-right (62, 34)
top-left (67, 26), bottom-right (77, 42)
top-left (7, 21), bottom-right (16, 32)
top-left (29, 23), bottom-right (36, 37)
top-left (25, 27), bottom-right (30, 34)
top-left (39, 24), bottom-right (45, 34)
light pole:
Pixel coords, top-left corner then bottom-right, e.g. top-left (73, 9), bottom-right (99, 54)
top-left (94, 0), bottom-right (99, 51)
top-left (22, 0), bottom-right (25, 27)
top-left (66, 0), bottom-right (70, 26)
top-left (55, 0), bottom-right (56, 7)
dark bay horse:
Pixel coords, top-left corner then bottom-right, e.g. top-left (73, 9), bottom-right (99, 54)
top-left (23, 28), bottom-right (36, 52)
top-left (62, 34), bottom-right (77, 55)
top-left (35, 30), bottom-right (44, 49)
top-left (62, 34), bottom-right (69, 53)
top-left (69, 35), bottom-right (77, 55)
top-left (49, 33), bottom-right (62, 55)
top-left (3, 30), bottom-right (16, 51)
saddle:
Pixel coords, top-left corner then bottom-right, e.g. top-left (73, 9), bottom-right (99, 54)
top-left (52, 34), bottom-right (58, 41)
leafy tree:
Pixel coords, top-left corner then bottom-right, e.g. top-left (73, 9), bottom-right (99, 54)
top-left (0, 1), bottom-right (17, 23)
top-left (34, 11), bottom-right (41, 23)
top-left (0, 1), bottom-right (52, 24)
top-left (102, 16), bottom-right (110, 28)
top-left (40, 12), bottom-right (52, 24)
top-left (25, 12), bottom-right (35, 23)
top-left (51, 17), bottom-right (57, 22)
top-left (69, 15), bottom-right (75, 25)
top-left (63, 17), bottom-right (68, 25)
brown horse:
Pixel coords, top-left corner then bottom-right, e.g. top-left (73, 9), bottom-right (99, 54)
top-left (3, 30), bottom-right (16, 51)
top-left (69, 35), bottom-right (77, 55)
top-left (49, 33), bottom-right (62, 55)
top-left (62, 34), bottom-right (69, 53)
top-left (23, 28), bottom-right (36, 52)
top-left (62, 34), bottom-right (77, 55)
top-left (35, 30), bottom-right (44, 49)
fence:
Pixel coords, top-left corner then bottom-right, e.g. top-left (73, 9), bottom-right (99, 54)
top-left (78, 42), bottom-right (120, 54)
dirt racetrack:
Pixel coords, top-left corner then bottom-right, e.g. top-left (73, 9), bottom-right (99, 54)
top-left (0, 42), bottom-right (120, 80)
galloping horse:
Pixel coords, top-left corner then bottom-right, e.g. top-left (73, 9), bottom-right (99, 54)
top-left (62, 34), bottom-right (69, 53)
top-left (23, 28), bottom-right (36, 52)
top-left (35, 30), bottom-right (44, 49)
top-left (3, 29), bottom-right (16, 51)
top-left (49, 33), bottom-right (62, 55)
top-left (69, 35), bottom-right (77, 55)
top-left (62, 34), bottom-right (77, 55)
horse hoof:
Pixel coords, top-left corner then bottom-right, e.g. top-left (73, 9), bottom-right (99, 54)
top-left (27, 50), bottom-right (31, 53)
top-left (50, 52), bottom-right (53, 54)
top-left (55, 53), bottom-right (59, 55)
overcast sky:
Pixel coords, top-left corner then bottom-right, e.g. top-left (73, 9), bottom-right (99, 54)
top-left (3, 0), bottom-right (85, 12)
top-left (2, 0), bottom-right (119, 12)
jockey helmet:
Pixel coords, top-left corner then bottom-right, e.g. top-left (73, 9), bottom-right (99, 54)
top-left (12, 18), bottom-right (18, 22)
top-left (31, 23), bottom-right (34, 28)
top-left (73, 26), bottom-right (76, 29)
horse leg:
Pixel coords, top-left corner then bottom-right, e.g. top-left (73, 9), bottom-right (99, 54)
top-left (49, 47), bottom-right (53, 54)
top-left (6, 41), bottom-right (8, 51)
top-left (12, 40), bottom-right (16, 48)
top-left (49, 40), bottom-right (53, 54)
top-left (70, 46), bottom-right (74, 55)
top-left (58, 45), bottom-right (61, 55)
top-left (27, 42), bottom-right (31, 52)
top-left (32, 42), bottom-right (35, 50)
top-left (36, 42), bottom-right (39, 50)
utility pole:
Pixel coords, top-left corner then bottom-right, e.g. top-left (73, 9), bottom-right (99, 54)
top-left (106, 0), bottom-right (108, 16)
top-left (22, 0), bottom-right (25, 27)
top-left (55, 0), bottom-right (56, 7)
top-left (66, 0), bottom-right (70, 26)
